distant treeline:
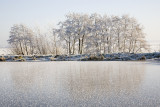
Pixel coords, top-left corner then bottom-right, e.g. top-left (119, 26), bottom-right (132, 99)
top-left (8, 13), bottom-right (149, 55)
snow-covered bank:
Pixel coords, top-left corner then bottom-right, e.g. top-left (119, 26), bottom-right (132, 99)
top-left (0, 53), bottom-right (160, 62)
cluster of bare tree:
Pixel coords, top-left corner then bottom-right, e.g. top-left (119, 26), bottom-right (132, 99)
top-left (8, 13), bottom-right (149, 55)
top-left (8, 24), bottom-right (60, 55)
top-left (8, 24), bottom-right (34, 55)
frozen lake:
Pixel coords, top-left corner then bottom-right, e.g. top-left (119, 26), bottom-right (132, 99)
top-left (0, 61), bottom-right (160, 106)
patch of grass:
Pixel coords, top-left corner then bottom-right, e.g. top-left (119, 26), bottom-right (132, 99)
top-left (50, 57), bottom-right (55, 61)
top-left (12, 56), bottom-right (25, 61)
top-left (32, 57), bottom-right (37, 60)
top-left (99, 54), bottom-right (105, 60)
top-left (19, 58), bottom-right (26, 62)
top-left (14, 56), bottom-right (23, 59)
top-left (0, 56), bottom-right (6, 61)
top-left (85, 56), bottom-right (88, 59)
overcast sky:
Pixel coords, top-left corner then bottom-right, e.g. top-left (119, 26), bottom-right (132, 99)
top-left (0, 0), bottom-right (160, 48)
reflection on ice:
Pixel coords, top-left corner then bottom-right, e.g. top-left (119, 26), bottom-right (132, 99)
top-left (66, 62), bottom-right (145, 99)
top-left (0, 61), bottom-right (160, 106)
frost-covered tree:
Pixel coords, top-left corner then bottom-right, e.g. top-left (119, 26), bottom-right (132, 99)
top-left (8, 24), bottom-right (35, 55)
top-left (55, 13), bottom-right (149, 54)
top-left (8, 13), bottom-right (149, 55)
top-left (57, 13), bottom-right (92, 55)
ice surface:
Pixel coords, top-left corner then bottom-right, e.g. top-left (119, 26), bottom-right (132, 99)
top-left (0, 61), bottom-right (160, 106)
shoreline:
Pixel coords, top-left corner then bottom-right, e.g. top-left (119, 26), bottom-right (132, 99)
top-left (0, 52), bottom-right (160, 62)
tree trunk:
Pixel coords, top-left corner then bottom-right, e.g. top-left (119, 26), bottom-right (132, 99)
top-left (78, 39), bottom-right (81, 54)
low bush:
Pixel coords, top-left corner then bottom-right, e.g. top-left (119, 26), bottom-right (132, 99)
top-left (14, 56), bottom-right (23, 59)
top-left (138, 56), bottom-right (146, 60)
top-left (87, 55), bottom-right (104, 61)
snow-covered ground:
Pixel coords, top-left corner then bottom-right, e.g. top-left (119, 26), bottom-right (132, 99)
top-left (0, 48), bottom-right (12, 55)
top-left (0, 53), bottom-right (160, 62)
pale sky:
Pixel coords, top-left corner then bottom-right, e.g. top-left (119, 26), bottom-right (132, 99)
top-left (0, 0), bottom-right (160, 48)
